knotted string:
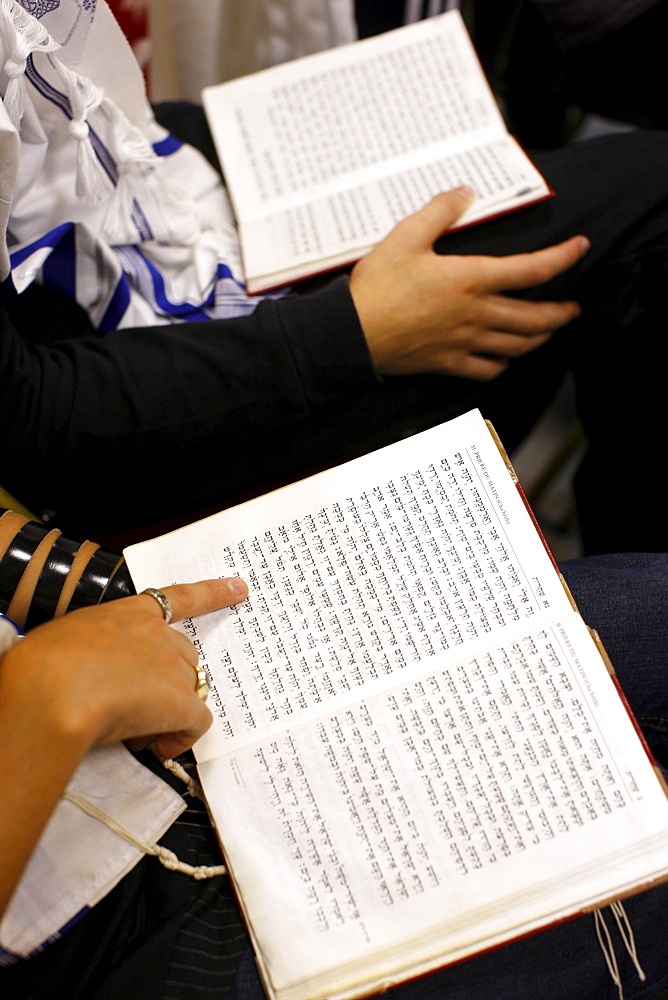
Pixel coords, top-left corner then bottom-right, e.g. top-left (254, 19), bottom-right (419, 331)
top-left (63, 755), bottom-right (227, 882)
top-left (593, 902), bottom-right (646, 1000)
top-left (0, 0), bottom-right (58, 129)
top-left (49, 53), bottom-right (111, 202)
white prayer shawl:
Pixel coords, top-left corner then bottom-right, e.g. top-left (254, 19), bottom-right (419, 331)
top-left (1, 0), bottom-right (277, 331)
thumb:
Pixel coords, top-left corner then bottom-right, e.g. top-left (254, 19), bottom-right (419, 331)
top-left (393, 186), bottom-right (476, 250)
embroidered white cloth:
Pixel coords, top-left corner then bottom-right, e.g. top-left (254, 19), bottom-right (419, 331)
top-left (0, 0), bottom-right (282, 330)
top-left (0, 742), bottom-right (186, 964)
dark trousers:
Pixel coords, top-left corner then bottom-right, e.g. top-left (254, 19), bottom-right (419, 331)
top-left (169, 121), bottom-right (668, 557)
top-left (6, 110), bottom-right (668, 556)
top-left (5, 552), bottom-right (668, 999)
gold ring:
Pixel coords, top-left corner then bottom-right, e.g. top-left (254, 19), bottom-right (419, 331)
top-left (192, 663), bottom-right (209, 700)
top-left (141, 588), bottom-right (173, 624)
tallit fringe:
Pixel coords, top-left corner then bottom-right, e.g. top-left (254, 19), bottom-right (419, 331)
top-left (1, 0), bottom-right (197, 230)
top-left (62, 753), bottom-right (227, 882)
top-left (0, 0), bottom-right (59, 129)
top-left (49, 52), bottom-right (112, 202)
top-left (593, 903), bottom-right (646, 1000)
top-left (100, 100), bottom-right (199, 244)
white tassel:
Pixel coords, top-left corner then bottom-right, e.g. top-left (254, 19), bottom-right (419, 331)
top-left (0, 0), bottom-right (59, 130)
top-left (50, 54), bottom-right (112, 202)
top-left (69, 117), bottom-right (111, 201)
top-left (97, 99), bottom-right (198, 245)
top-left (3, 54), bottom-right (27, 129)
top-left (161, 755), bottom-right (206, 801)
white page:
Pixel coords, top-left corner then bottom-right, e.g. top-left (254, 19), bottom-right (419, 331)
top-left (127, 410), bottom-right (576, 761)
top-left (206, 11), bottom-right (508, 210)
top-left (125, 409), bottom-right (668, 1000)
top-left (202, 11), bottom-right (550, 289)
top-left (235, 136), bottom-right (548, 289)
top-left (202, 613), bottom-right (668, 996)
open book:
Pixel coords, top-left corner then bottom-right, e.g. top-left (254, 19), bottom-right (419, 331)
top-left (202, 10), bottom-right (553, 294)
top-left (125, 409), bottom-right (668, 1000)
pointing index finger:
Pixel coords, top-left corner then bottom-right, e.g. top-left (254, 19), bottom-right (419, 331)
top-left (143, 578), bottom-right (248, 623)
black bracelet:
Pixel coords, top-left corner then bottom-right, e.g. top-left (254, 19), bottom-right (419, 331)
top-left (24, 534), bottom-right (83, 629)
top-left (68, 547), bottom-right (128, 610)
top-left (99, 558), bottom-right (136, 603)
top-left (0, 520), bottom-right (51, 604)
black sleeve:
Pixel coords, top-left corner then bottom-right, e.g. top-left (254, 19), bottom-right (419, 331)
top-left (0, 276), bottom-right (378, 532)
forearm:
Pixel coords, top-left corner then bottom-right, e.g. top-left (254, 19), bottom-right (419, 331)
top-left (0, 575), bottom-right (247, 920)
top-left (0, 649), bottom-right (91, 918)
top-left (0, 277), bottom-right (374, 526)
top-left (0, 509), bottom-right (134, 630)
top-left (0, 515), bottom-right (133, 910)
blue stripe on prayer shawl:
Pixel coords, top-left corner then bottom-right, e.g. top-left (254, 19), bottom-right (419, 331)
top-left (9, 222), bottom-right (75, 269)
top-left (216, 260), bottom-right (243, 284)
top-left (98, 277), bottom-right (131, 333)
top-left (144, 252), bottom-right (216, 317)
top-left (25, 55), bottom-right (71, 117)
top-left (86, 124), bottom-right (119, 186)
top-left (153, 134), bottom-right (183, 157)
top-left (41, 225), bottom-right (77, 299)
top-left (130, 198), bottom-right (155, 242)
top-left (172, 308), bottom-right (212, 322)
top-left (25, 55), bottom-right (120, 187)
top-left (116, 246), bottom-right (217, 319)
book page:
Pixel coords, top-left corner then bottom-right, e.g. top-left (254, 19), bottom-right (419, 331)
top-left (201, 611), bottom-right (668, 997)
top-left (237, 136), bottom-right (548, 291)
top-left (204, 12), bottom-right (506, 210)
top-left (202, 11), bottom-right (551, 290)
top-left (125, 409), bottom-right (668, 1000)
top-left (127, 410), bottom-right (575, 762)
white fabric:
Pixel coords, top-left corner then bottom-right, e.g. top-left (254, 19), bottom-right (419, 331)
top-left (149, 0), bottom-right (358, 102)
top-left (0, 612), bottom-right (22, 655)
top-left (1, 0), bottom-right (280, 328)
top-left (0, 743), bottom-right (185, 963)
top-left (148, 0), bottom-right (462, 101)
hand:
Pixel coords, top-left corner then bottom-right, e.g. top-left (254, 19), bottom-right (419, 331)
top-left (1, 577), bottom-right (248, 760)
top-left (349, 186), bottom-right (590, 382)
top-left (0, 577), bottom-right (248, 917)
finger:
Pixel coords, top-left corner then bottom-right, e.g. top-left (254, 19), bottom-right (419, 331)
top-left (481, 293), bottom-right (582, 335)
top-left (435, 331), bottom-right (553, 382)
top-left (141, 578), bottom-right (249, 623)
top-left (389, 187), bottom-right (476, 251)
top-left (126, 702), bottom-right (213, 757)
top-left (472, 235), bottom-right (590, 292)
top-left (455, 354), bottom-right (511, 382)
top-left (152, 718), bottom-right (213, 760)
top-left (472, 329), bottom-right (554, 359)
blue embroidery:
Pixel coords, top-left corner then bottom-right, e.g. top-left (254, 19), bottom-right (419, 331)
top-left (15, 1), bottom-right (97, 19)
top-left (15, 1), bottom-right (62, 17)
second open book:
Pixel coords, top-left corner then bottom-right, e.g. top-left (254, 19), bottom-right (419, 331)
top-left (125, 409), bottom-right (668, 1000)
top-left (202, 10), bottom-right (553, 293)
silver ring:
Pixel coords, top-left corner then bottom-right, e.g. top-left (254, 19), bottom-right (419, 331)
top-left (192, 663), bottom-right (210, 700)
top-left (141, 587), bottom-right (173, 624)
